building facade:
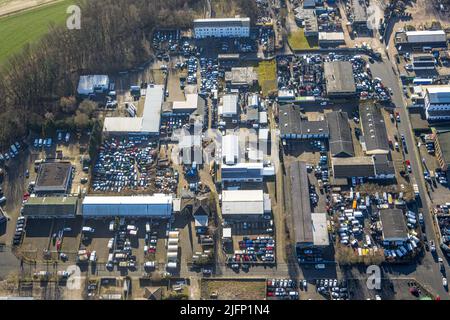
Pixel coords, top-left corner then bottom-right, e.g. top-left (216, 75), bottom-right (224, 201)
top-left (424, 86), bottom-right (450, 121)
top-left (193, 18), bottom-right (250, 39)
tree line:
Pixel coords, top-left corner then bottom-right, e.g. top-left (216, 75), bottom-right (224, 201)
top-left (0, 0), bottom-right (207, 147)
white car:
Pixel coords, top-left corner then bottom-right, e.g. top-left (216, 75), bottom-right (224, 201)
top-left (443, 277), bottom-right (448, 288)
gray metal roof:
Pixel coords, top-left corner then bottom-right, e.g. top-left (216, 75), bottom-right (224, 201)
top-left (288, 161), bottom-right (313, 245)
top-left (23, 197), bottom-right (78, 217)
top-left (380, 209), bottom-right (408, 241)
top-left (427, 86), bottom-right (450, 105)
top-left (373, 154), bottom-right (395, 176)
top-left (332, 157), bottom-right (375, 178)
top-left (141, 84), bottom-right (164, 133)
top-left (352, 0), bottom-right (368, 23)
top-left (324, 61), bottom-right (356, 95)
top-left (279, 104), bottom-right (329, 137)
top-left (359, 104), bottom-right (389, 154)
top-left (326, 111), bottom-right (354, 157)
top-left (436, 130), bottom-right (450, 166)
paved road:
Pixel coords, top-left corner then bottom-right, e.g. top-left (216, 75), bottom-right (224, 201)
top-left (370, 58), bottom-right (449, 299)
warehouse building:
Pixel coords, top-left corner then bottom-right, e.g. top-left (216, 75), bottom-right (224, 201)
top-left (82, 195), bottom-right (173, 218)
top-left (77, 75), bottom-right (110, 97)
top-left (34, 162), bottom-right (73, 194)
top-left (395, 30), bottom-right (447, 50)
top-left (318, 32), bottom-right (345, 47)
top-left (359, 104), bottom-right (390, 155)
top-left (22, 196), bottom-right (78, 218)
top-left (103, 84), bottom-right (164, 136)
top-left (221, 190), bottom-right (271, 221)
top-left (326, 111), bottom-right (354, 157)
top-left (434, 128), bottom-right (450, 179)
top-left (412, 54), bottom-right (436, 70)
top-left (324, 61), bottom-right (356, 97)
top-left (332, 157), bottom-right (375, 179)
top-left (279, 104), bottom-right (329, 140)
top-left (222, 134), bottom-right (240, 165)
top-left (350, 0), bottom-right (368, 30)
top-left (424, 86), bottom-right (450, 121)
top-left (225, 67), bottom-right (258, 89)
top-left (380, 209), bottom-right (409, 245)
top-left (193, 18), bottom-right (250, 39)
top-left (288, 161), bottom-right (329, 263)
top-left (218, 94), bottom-right (239, 121)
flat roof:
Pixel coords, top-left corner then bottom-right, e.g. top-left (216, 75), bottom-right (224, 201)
top-left (326, 111), bottom-right (354, 157)
top-left (103, 84), bottom-right (163, 134)
top-left (34, 162), bottom-right (72, 192)
top-left (141, 84), bottom-right (164, 133)
top-left (23, 196), bottom-right (78, 217)
top-left (311, 213), bottom-right (330, 246)
top-left (222, 134), bottom-right (239, 165)
top-left (172, 94), bottom-right (203, 111)
top-left (319, 32), bottom-right (345, 41)
top-left (221, 94), bottom-right (239, 115)
top-left (222, 190), bottom-right (264, 215)
top-left (352, 0), bottom-right (368, 22)
top-left (380, 209), bottom-right (408, 241)
top-left (406, 30), bottom-right (445, 36)
top-left (225, 67), bottom-right (258, 85)
top-left (436, 130), bottom-right (450, 166)
top-left (324, 61), bottom-right (356, 95)
top-left (288, 161), bottom-right (313, 245)
top-left (426, 86), bottom-right (450, 104)
top-left (359, 104), bottom-right (389, 154)
top-left (83, 194), bottom-right (172, 205)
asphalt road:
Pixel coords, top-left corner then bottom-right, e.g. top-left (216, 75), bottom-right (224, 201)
top-left (370, 58), bottom-right (450, 299)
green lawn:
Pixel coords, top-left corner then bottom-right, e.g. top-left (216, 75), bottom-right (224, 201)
top-left (257, 60), bottom-right (277, 97)
top-left (288, 29), bottom-right (318, 51)
top-left (0, 0), bottom-right (73, 65)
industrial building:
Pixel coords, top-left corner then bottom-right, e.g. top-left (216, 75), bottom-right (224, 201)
top-left (103, 84), bottom-right (164, 136)
top-left (412, 54), bottom-right (436, 70)
top-left (218, 94), bottom-right (239, 120)
top-left (324, 61), bottom-right (356, 97)
top-left (395, 30), bottom-right (447, 50)
top-left (294, 7), bottom-right (318, 36)
top-left (350, 0), bottom-right (368, 30)
top-left (222, 134), bottom-right (240, 165)
top-left (359, 104), bottom-right (390, 155)
top-left (332, 155), bottom-right (394, 181)
top-left (77, 75), bottom-right (110, 96)
top-left (279, 104), bottom-right (329, 140)
top-left (193, 18), bottom-right (250, 39)
top-left (433, 128), bottom-right (450, 179)
top-left (82, 195), bottom-right (173, 218)
top-left (22, 196), bottom-right (78, 218)
top-left (34, 162), bottom-right (73, 194)
top-left (318, 32), bottom-right (345, 47)
top-left (221, 190), bottom-right (271, 221)
top-left (163, 94), bottom-right (206, 116)
top-left (288, 161), bottom-right (329, 263)
top-left (326, 111), bottom-right (354, 157)
top-left (224, 67), bottom-right (258, 89)
top-left (424, 86), bottom-right (450, 121)
top-left (380, 209), bottom-right (409, 245)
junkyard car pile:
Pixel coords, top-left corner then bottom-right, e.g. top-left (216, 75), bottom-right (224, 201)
top-left (316, 279), bottom-right (348, 300)
top-left (92, 137), bottom-right (156, 192)
top-left (266, 279), bottom-right (298, 299)
top-left (186, 56), bottom-right (198, 85)
top-left (200, 57), bottom-right (219, 95)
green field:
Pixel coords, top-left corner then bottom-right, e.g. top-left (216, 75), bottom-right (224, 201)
top-left (288, 29), bottom-right (318, 51)
top-left (0, 0), bottom-right (73, 65)
top-left (257, 60), bottom-right (277, 97)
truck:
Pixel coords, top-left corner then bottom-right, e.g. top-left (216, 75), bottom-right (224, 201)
top-left (413, 184), bottom-right (420, 197)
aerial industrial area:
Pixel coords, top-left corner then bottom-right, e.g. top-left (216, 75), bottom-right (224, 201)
top-left (0, 0), bottom-right (450, 301)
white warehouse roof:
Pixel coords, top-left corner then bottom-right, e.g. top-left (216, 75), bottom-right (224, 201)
top-left (222, 134), bottom-right (239, 165)
top-left (222, 190), bottom-right (264, 215)
top-left (102, 84), bottom-right (163, 135)
top-left (221, 94), bottom-right (238, 115)
top-left (82, 194), bottom-right (173, 217)
top-left (426, 86), bottom-right (450, 104)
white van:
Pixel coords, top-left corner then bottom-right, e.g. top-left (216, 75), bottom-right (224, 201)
top-left (315, 264), bottom-right (326, 269)
top-left (82, 226), bottom-right (95, 233)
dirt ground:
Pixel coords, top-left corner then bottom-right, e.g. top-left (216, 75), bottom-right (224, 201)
top-left (201, 279), bottom-right (266, 300)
